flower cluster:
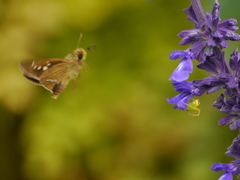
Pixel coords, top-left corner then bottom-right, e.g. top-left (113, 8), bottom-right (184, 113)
top-left (167, 0), bottom-right (240, 179)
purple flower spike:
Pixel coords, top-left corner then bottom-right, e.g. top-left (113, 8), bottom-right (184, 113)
top-left (168, 1), bottom-right (240, 179)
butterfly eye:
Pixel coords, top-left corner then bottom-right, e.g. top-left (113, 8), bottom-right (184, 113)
top-left (78, 53), bottom-right (83, 60)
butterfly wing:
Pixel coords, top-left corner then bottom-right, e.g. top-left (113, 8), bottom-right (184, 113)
top-left (20, 58), bottom-right (70, 99)
top-left (20, 59), bottom-right (46, 85)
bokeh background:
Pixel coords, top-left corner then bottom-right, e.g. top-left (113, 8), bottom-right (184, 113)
top-left (0, 0), bottom-right (240, 180)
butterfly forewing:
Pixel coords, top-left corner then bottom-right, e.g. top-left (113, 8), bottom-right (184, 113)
top-left (20, 59), bottom-right (66, 78)
top-left (20, 60), bottom-right (44, 85)
top-left (20, 58), bottom-right (70, 98)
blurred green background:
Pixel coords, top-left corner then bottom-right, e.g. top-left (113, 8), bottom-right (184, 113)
top-left (0, 0), bottom-right (239, 180)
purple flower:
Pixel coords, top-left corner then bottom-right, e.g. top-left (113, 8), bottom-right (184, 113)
top-left (166, 81), bottom-right (200, 110)
top-left (229, 49), bottom-right (240, 73)
top-left (197, 53), bottom-right (229, 76)
top-left (225, 135), bottom-right (240, 159)
top-left (211, 163), bottom-right (236, 180)
top-left (179, 0), bottom-right (240, 63)
top-left (213, 95), bottom-right (240, 113)
top-left (194, 50), bottom-right (240, 129)
top-left (169, 50), bottom-right (195, 81)
top-left (211, 136), bottom-right (240, 179)
top-left (210, 92), bottom-right (240, 130)
top-left (193, 76), bottom-right (225, 95)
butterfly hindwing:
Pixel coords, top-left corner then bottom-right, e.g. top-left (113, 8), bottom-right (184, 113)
top-left (40, 60), bottom-right (70, 98)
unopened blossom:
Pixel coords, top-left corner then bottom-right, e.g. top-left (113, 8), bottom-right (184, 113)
top-left (179, 0), bottom-right (240, 63)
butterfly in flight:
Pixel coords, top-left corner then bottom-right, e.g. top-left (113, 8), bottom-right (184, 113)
top-left (19, 34), bottom-right (88, 99)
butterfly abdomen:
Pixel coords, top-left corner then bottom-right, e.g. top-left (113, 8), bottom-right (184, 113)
top-left (51, 82), bottom-right (66, 99)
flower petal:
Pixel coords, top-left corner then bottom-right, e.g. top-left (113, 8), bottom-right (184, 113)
top-left (169, 50), bottom-right (189, 60)
top-left (218, 172), bottom-right (233, 180)
top-left (169, 58), bottom-right (193, 81)
top-left (211, 163), bottom-right (233, 172)
top-left (218, 115), bottom-right (237, 126)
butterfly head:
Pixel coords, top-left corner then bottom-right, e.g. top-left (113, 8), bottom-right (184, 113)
top-left (72, 48), bottom-right (87, 62)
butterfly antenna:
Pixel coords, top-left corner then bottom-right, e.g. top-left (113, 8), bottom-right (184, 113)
top-left (76, 33), bottom-right (83, 49)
